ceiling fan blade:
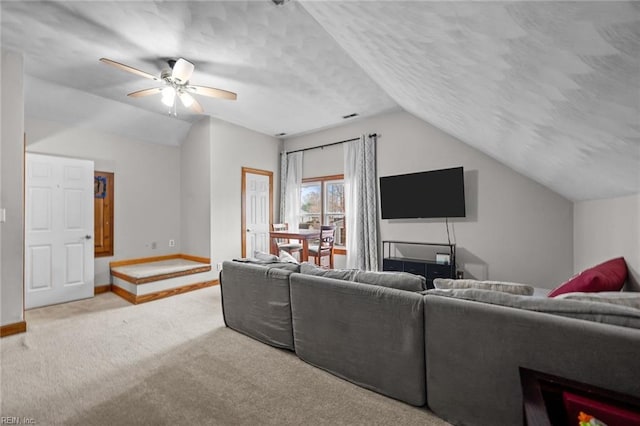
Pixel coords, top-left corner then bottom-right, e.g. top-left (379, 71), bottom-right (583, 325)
top-left (127, 87), bottom-right (163, 97)
top-left (188, 85), bottom-right (237, 101)
top-left (172, 58), bottom-right (194, 83)
top-left (100, 58), bottom-right (159, 81)
top-left (189, 96), bottom-right (204, 114)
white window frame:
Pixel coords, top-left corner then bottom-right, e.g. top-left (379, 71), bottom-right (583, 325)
top-left (301, 175), bottom-right (346, 249)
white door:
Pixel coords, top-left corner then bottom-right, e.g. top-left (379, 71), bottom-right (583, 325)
top-left (25, 153), bottom-right (94, 309)
top-left (244, 171), bottom-right (271, 257)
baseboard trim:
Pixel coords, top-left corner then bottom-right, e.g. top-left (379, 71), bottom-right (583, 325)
top-left (1, 321), bottom-right (27, 338)
top-left (112, 280), bottom-right (219, 305)
top-left (95, 284), bottom-right (112, 294)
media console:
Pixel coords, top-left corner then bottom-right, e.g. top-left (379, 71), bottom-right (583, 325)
top-left (382, 241), bottom-right (456, 289)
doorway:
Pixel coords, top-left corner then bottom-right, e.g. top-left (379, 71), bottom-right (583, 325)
top-left (241, 167), bottom-right (273, 258)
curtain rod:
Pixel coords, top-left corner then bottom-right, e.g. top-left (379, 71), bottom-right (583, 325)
top-left (285, 133), bottom-right (378, 155)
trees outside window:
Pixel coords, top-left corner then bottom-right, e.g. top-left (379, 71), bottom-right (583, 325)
top-left (300, 175), bottom-right (345, 246)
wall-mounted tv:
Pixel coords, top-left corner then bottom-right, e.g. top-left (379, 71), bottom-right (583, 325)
top-left (379, 166), bottom-right (466, 219)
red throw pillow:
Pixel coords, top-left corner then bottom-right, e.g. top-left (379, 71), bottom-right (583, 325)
top-left (548, 257), bottom-right (628, 297)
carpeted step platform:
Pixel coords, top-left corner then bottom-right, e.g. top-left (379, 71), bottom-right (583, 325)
top-left (110, 254), bottom-right (217, 304)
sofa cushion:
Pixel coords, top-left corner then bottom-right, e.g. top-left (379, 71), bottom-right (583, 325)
top-left (253, 250), bottom-right (280, 262)
top-left (433, 278), bottom-right (534, 295)
top-left (299, 262), bottom-right (358, 281)
top-left (290, 273), bottom-right (426, 406)
top-left (300, 262), bottom-right (426, 292)
top-left (426, 288), bottom-right (640, 329)
top-left (556, 291), bottom-right (640, 309)
top-left (278, 250), bottom-right (299, 264)
top-left (548, 257), bottom-right (628, 297)
top-left (354, 270), bottom-right (427, 292)
top-left (232, 258), bottom-right (300, 272)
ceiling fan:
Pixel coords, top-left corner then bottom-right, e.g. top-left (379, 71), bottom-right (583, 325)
top-left (99, 57), bottom-right (237, 114)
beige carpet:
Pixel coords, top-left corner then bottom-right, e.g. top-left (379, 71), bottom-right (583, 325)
top-left (1, 286), bottom-right (450, 425)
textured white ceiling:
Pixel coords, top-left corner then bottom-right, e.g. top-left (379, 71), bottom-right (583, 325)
top-left (301, 1), bottom-right (640, 201)
top-left (1, 1), bottom-right (639, 201)
top-left (1, 1), bottom-right (398, 139)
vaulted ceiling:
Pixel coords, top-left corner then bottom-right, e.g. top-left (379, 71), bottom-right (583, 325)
top-left (2, 1), bottom-right (638, 201)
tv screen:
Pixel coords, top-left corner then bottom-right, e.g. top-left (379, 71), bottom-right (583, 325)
top-left (379, 167), bottom-right (466, 219)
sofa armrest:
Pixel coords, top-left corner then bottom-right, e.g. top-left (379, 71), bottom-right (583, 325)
top-left (220, 261), bottom-right (295, 350)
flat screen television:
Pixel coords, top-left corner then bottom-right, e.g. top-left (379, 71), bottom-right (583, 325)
top-left (379, 166), bottom-right (466, 219)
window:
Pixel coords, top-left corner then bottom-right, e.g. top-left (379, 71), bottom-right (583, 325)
top-left (300, 175), bottom-right (346, 247)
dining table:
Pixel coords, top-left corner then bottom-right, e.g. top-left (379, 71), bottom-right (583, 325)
top-left (269, 228), bottom-right (321, 262)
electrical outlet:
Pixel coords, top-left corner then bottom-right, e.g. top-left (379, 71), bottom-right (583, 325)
top-left (217, 262), bottom-right (223, 271)
top-left (169, 239), bottom-right (175, 247)
top-left (151, 242), bottom-right (157, 250)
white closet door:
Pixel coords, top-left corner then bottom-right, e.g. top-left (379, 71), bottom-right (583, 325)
top-left (25, 153), bottom-right (94, 309)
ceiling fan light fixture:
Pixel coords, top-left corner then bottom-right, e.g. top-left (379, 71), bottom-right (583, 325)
top-left (100, 57), bottom-right (236, 116)
top-left (179, 92), bottom-right (194, 108)
top-left (161, 86), bottom-right (176, 107)
top-left (171, 58), bottom-right (194, 84)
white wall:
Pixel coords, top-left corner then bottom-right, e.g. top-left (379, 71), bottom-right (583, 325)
top-left (210, 118), bottom-right (281, 277)
top-left (574, 194), bottom-right (640, 290)
top-left (181, 117), bottom-right (211, 258)
top-left (26, 118), bottom-right (182, 286)
top-left (1, 49), bottom-right (25, 326)
top-left (285, 111), bottom-right (574, 288)
top-left (299, 143), bottom-right (344, 178)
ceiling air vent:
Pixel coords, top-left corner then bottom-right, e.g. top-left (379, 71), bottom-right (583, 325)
top-left (342, 113), bottom-right (358, 119)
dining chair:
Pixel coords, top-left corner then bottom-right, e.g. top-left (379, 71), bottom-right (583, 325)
top-left (271, 223), bottom-right (302, 257)
top-left (308, 225), bottom-right (336, 269)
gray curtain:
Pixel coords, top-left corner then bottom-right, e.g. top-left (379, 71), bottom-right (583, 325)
top-left (344, 134), bottom-right (379, 270)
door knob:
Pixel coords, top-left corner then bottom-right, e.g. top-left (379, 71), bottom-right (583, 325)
top-left (246, 229), bottom-right (251, 232)
top-left (85, 235), bottom-right (92, 240)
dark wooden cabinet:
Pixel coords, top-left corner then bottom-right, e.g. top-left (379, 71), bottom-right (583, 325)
top-left (94, 171), bottom-right (114, 257)
top-left (382, 241), bottom-right (456, 289)
top-left (382, 258), bottom-right (404, 272)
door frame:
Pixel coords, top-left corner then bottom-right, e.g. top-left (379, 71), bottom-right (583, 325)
top-left (240, 167), bottom-right (273, 258)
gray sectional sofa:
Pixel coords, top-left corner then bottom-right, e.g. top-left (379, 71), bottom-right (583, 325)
top-left (219, 260), bottom-right (640, 426)
top-left (220, 260), bottom-right (428, 405)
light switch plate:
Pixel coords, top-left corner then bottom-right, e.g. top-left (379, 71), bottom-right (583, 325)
top-left (0, 208), bottom-right (6, 223)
